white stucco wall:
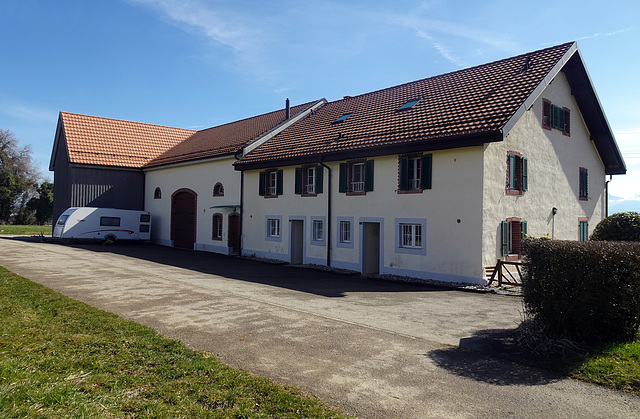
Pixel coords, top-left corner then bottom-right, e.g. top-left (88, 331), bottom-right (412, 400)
top-left (144, 157), bottom-right (241, 254)
top-left (242, 147), bottom-right (487, 284)
top-left (481, 71), bottom-right (607, 268)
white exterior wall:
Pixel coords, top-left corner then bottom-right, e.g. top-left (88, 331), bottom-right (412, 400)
top-left (242, 147), bottom-right (487, 284)
top-left (144, 157), bottom-right (241, 254)
top-left (481, 71), bottom-right (607, 268)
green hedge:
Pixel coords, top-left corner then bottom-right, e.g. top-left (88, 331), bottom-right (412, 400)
top-left (590, 211), bottom-right (640, 241)
top-left (522, 239), bottom-right (640, 343)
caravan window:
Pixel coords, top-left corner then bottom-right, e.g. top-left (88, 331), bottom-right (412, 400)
top-left (100, 216), bottom-right (121, 227)
top-left (140, 214), bottom-right (150, 223)
top-left (57, 214), bottom-right (70, 226)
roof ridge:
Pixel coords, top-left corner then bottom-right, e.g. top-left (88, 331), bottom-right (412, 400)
top-left (330, 42), bottom-right (575, 105)
top-left (60, 111), bottom-right (196, 132)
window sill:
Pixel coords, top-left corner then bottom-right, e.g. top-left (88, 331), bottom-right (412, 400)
top-left (346, 191), bottom-right (366, 196)
top-left (579, 196), bottom-right (588, 201)
top-left (264, 195), bottom-right (279, 199)
top-left (506, 189), bottom-right (523, 196)
top-left (397, 189), bottom-right (423, 194)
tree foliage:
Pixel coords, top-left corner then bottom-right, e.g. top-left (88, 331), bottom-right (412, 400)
top-left (0, 129), bottom-right (40, 223)
top-left (27, 181), bottom-right (54, 225)
top-left (590, 211), bottom-right (640, 242)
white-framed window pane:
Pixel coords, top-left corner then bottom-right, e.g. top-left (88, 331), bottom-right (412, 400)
top-left (306, 167), bottom-right (315, 193)
top-left (408, 157), bottom-right (421, 189)
top-left (339, 220), bottom-right (351, 243)
top-left (268, 171), bottom-right (277, 195)
top-left (400, 224), bottom-right (422, 248)
top-left (351, 163), bottom-right (364, 192)
top-left (312, 219), bottom-right (324, 241)
top-left (267, 218), bottom-right (280, 237)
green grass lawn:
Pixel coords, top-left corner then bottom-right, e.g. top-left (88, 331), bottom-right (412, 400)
top-left (0, 266), bottom-right (348, 418)
top-left (0, 225), bottom-right (51, 236)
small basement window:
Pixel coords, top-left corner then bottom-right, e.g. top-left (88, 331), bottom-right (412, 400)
top-left (333, 113), bottom-right (352, 123)
top-left (398, 99), bottom-right (420, 111)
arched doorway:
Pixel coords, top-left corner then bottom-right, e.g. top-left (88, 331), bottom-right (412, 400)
top-left (228, 212), bottom-right (241, 255)
top-left (171, 189), bottom-right (197, 249)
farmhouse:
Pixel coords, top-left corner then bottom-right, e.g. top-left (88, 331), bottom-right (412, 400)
top-left (49, 41), bottom-right (625, 284)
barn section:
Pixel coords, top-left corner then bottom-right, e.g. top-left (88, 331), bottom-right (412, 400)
top-left (49, 112), bottom-right (195, 225)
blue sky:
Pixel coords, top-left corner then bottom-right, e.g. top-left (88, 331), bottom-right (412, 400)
top-left (1, 0), bottom-right (638, 213)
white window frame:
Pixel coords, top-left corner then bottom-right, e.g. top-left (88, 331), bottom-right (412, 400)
top-left (351, 162), bottom-right (365, 192)
top-left (306, 167), bottom-right (315, 194)
top-left (267, 171), bottom-right (278, 196)
top-left (310, 216), bottom-right (326, 246)
top-left (408, 156), bottom-right (421, 190)
top-left (265, 216), bottom-right (282, 241)
top-left (395, 218), bottom-right (426, 255)
top-left (337, 217), bottom-right (354, 248)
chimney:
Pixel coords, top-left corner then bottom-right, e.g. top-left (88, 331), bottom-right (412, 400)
top-left (285, 98), bottom-right (290, 119)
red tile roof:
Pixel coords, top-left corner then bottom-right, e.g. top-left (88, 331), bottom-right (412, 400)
top-left (235, 42), bottom-right (574, 169)
top-left (145, 101), bottom-right (321, 168)
top-left (58, 112), bottom-right (195, 168)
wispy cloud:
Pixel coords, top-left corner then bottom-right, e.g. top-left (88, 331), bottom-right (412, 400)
top-left (577, 27), bottom-right (634, 41)
top-left (129, 0), bottom-right (259, 55)
top-left (0, 102), bottom-right (57, 124)
top-left (414, 30), bottom-right (466, 67)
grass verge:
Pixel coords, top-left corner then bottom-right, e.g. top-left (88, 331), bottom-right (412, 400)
top-left (0, 225), bottom-right (51, 236)
top-left (570, 340), bottom-right (640, 396)
top-left (0, 266), bottom-right (347, 418)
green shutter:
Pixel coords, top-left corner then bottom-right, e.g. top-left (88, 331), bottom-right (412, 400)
top-left (399, 156), bottom-right (409, 190)
top-left (522, 157), bottom-right (528, 191)
top-left (421, 154), bottom-right (432, 190)
top-left (501, 221), bottom-right (509, 256)
top-left (258, 171), bottom-right (265, 196)
top-left (522, 220), bottom-right (528, 241)
top-left (508, 155), bottom-right (516, 190)
top-left (315, 165), bottom-right (323, 194)
top-left (339, 163), bottom-right (347, 193)
top-left (364, 160), bottom-right (374, 192)
top-left (564, 108), bottom-right (570, 135)
top-left (276, 170), bottom-right (283, 195)
top-left (294, 168), bottom-right (302, 194)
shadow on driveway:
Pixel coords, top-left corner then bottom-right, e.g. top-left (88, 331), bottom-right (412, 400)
top-left (33, 239), bottom-right (455, 298)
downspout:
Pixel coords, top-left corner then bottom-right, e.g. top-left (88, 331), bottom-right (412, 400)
top-left (320, 158), bottom-right (332, 267)
top-left (605, 177), bottom-right (609, 217)
top-left (235, 148), bottom-right (245, 256)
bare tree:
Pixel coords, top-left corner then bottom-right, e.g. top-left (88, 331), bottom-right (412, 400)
top-left (0, 129), bottom-right (40, 223)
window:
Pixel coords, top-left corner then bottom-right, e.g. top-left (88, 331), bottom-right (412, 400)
top-left (542, 98), bottom-right (570, 136)
top-left (154, 187), bottom-right (162, 199)
top-left (337, 217), bottom-right (354, 248)
top-left (100, 216), bottom-right (121, 227)
top-left (294, 166), bottom-right (323, 195)
top-left (400, 223), bottom-right (422, 248)
top-left (579, 167), bottom-right (588, 200)
top-left (312, 219), bottom-right (324, 241)
top-left (140, 214), bottom-right (150, 223)
top-left (339, 220), bottom-right (351, 243)
top-left (212, 213), bottom-right (223, 240)
top-left (266, 217), bottom-right (281, 239)
top-left (579, 219), bottom-right (589, 241)
top-left (501, 218), bottom-right (527, 258)
top-left (398, 99), bottom-right (420, 111)
top-left (259, 169), bottom-right (283, 197)
top-left (333, 113), bottom-right (352, 123)
top-left (57, 214), bottom-right (69, 226)
top-left (339, 160), bottom-right (374, 194)
top-left (398, 154), bottom-right (432, 192)
top-left (507, 152), bottom-right (528, 195)
top-left (213, 182), bottom-right (224, 196)
top-left (140, 224), bottom-right (150, 233)
top-left (395, 218), bottom-right (426, 255)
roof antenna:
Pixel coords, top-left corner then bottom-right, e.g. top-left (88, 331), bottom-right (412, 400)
top-left (285, 98), bottom-right (290, 119)
top-left (523, 56), bottom-right (531, 72)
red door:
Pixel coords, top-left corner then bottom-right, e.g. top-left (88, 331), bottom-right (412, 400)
top-left (171, 189), bottom-right (197, 249)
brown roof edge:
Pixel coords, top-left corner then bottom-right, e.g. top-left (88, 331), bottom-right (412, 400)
top-left (234, 131), bottom-right (503, 171)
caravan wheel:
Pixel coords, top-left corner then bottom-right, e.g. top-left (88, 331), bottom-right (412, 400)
top-left (103, 235), bottom-right (116, 245)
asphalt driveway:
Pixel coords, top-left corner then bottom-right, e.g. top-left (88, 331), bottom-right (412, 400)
top-left (1, 237), bottom-right (638, 418)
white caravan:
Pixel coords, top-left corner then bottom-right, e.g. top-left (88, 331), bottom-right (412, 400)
top-left (53, 207), bottom-right (151, 244)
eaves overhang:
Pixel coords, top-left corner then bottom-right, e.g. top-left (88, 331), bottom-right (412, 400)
top-left (234, 130), bottom-right (502, 171)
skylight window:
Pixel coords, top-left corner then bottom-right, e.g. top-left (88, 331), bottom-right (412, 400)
top-left (398, 99), bottom-right (420, 111)
top-left (333, 113), bottom-right (352, 123)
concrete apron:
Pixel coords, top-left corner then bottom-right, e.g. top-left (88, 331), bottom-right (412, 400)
top-left (1, 237), bottom-right (638, 418)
